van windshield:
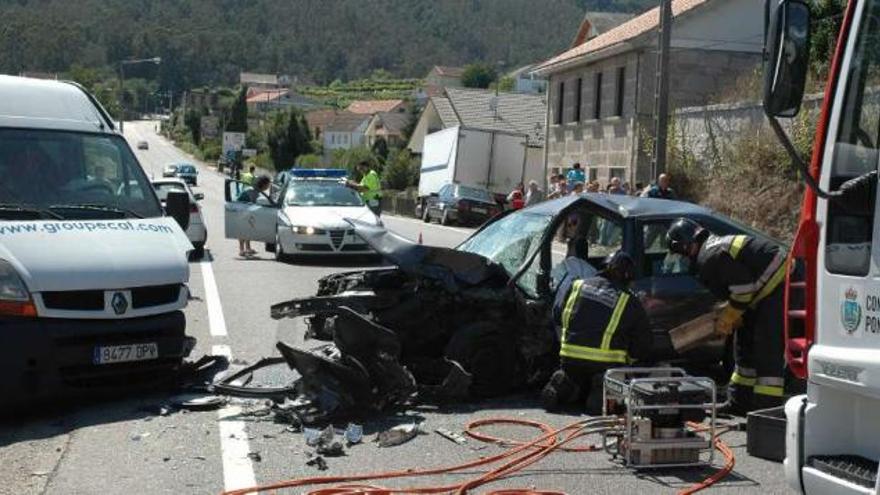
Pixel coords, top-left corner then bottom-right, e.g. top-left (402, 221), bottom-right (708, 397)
top-left (0, 129), bottom-right (162, 219)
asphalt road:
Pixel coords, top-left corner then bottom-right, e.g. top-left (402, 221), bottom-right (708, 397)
top-left (0, 121), bottom-right (790, 495)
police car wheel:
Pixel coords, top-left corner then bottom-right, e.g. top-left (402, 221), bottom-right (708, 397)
top-left (274, 231), bottom-right (291, 263)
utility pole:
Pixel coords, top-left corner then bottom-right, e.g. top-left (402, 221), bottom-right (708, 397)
top-left (652, 0), bottom-right (673, 179)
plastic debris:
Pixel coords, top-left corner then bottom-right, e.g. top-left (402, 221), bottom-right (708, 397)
top-left (316, 441), bottom-right (345, 457)
top-left (131, 433), bottom-right (151, 441)
top-left (376, 423), bottom-right (420, 448)
top-left (247, 452), bottom-right (262, 462)
top-left (344, 423), bottom-right (363, 445)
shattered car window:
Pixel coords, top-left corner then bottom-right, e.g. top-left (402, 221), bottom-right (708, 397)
top-left (458, 211), bottom-right (552, 295)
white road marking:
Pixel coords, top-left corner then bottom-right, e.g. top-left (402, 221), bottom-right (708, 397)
top-left (383, 214), bottom-right (475, 235)
top-left (200, 260), bottom-right (228, 337)
top-left (213, 344), bottom-right (257, 492)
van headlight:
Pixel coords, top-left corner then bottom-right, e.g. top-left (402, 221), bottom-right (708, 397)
top-left (0, 260), bottom-right (36, 317)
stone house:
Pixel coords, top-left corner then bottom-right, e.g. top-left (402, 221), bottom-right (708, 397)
top-left (533, 0), bottom-right (764, 187)
top-left (346, 99), bottom-right (405, 115)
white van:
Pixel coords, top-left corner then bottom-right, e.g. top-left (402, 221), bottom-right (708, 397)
top-left (0, 76), bottom-right (194, 403)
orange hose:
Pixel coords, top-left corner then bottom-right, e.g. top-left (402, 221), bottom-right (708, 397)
top-left (219, 417), bottom-right (736, 495)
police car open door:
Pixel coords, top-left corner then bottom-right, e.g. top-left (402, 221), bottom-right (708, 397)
top-left (224, 179), bottom-right (278, 243)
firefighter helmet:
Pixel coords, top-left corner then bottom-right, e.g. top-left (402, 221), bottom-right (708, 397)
top-left (666, 218), bottom-right (707, 256)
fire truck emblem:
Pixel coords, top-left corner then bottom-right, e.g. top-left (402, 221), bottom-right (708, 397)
top-left (841, 286), bottom-right (862, 335)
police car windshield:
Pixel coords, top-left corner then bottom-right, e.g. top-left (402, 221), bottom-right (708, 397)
top-left (285, 181), bottom-right (364, 207)
top-left (0, 129), bottom-right (162, 219)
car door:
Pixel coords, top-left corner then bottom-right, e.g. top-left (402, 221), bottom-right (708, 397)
top-left (224, 179), bottom-right (278, 243)
top-left (630, 218), bottom-right (719, 360)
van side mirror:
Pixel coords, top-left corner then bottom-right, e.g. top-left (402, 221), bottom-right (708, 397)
top-left (763, 0), bottom-right (811, 118)
top-left (165, 190), bottom-right (191, 230)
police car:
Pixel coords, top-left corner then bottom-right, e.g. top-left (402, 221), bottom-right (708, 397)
top-left (224, 169), bottom-right (380, 261)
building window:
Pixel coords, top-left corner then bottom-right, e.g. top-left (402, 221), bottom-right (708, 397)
top-left (555, 80), bottom-right (565, 125)
top-left (593, 72), bottom-right (603, 120)
top-left (574, 78), bottom-right (582, 123)
top-left (588, 168), bottom-right (598, 182)
top-left (609, 167), bottom-right (627, 181)
top-left (615, 67), bottom-right (626, 117)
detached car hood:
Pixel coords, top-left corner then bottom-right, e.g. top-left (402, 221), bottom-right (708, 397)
top-left (346, 219), bottom-right (505, 290)
top-left (0, 217), bottom-right (193, 292)
top-left (284, 206), bottom-right (378, 230)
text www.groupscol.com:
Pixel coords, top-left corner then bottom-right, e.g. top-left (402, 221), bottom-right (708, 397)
top-left (0, 221), bottom-right (175, 235)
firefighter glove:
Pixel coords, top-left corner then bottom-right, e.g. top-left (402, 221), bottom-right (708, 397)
top-left (715, 304), bottom-right (744, 336)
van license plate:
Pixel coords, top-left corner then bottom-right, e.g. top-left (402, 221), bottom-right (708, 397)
top-left (94, 343), bottom-right (158, 365)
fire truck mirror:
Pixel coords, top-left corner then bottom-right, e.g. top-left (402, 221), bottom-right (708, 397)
top-left (763, 0), bottom-right (811, 119)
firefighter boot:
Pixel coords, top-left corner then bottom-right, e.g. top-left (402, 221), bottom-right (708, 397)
top-left (541, 369), bottom-right (580, 412)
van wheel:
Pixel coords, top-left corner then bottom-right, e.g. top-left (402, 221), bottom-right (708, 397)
top-left (265, 243), bottom-right (276, 253)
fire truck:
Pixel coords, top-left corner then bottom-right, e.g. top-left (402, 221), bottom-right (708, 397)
top-left (764, 0), bottom-right (880, 492)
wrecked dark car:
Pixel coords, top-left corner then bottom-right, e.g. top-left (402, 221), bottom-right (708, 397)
top-left (252, 194), bottom-right (781, 420)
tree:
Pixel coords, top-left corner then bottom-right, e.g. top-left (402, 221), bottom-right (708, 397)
top-left (383, 149), bottom-right (417, 190)
top-left (266, 109), bottom-right (313, 170)
top-left (296, 153), bottom-right (323, 168)
top-left (184, 108), bottom-right (203, 145)
top-left (226, 85), bottom-right (249, 133)
top-left (810, 0), bottom-right (846, 78)
top-left (371, 137), bottom-right (389, 162)
top-left (462, 63), bottom-right (497, 89)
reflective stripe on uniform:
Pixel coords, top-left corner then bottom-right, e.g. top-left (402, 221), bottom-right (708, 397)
top-left (750, 262), bottom-right (787, 307)
top-left (730, 370), bottom-right (756, 387)
top-left (559, 343), bottom-right (629, 363)
top-left (560, 280), bottom-right (629, 364)
top-left (754, 377), bottom-right (785, 397)
top-left (728, 235), bottom-right (748, 258)
top-left (600, 293), bottom-right (630, 350)
top-left (729, 251), bottom-right (786, 298)
top-left (560, 279), bottom-right (585, 344)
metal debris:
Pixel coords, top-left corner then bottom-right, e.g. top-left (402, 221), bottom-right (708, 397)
top-left (376, 423), bottom-right (420, 448)
top-left (435, 427), bottom-right (468, 445)
top-left (177, 395), bottom-right (226, 411)
top-left (316, 441), bottom-right (345, 457)
top-left (247, 452), bottom-right (262, 462)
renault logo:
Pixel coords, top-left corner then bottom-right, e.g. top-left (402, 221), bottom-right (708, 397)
top-left (111, 292), bottom-right (128, 315)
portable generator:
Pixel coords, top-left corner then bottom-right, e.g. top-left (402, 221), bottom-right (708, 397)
top-left (602, 367), bottom-right (717, 468)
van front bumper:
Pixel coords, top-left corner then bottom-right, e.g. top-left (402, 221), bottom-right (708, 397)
top-left (0, 311), bottom-right (188, 406)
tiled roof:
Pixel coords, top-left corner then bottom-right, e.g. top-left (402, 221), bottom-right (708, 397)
top-left (346, 99), bottom-right (404, 114)
top-left (433, 66), bottom-right (465, 78)
top-left (305, 109), bottom-right (338, 130)
top-left (326, 111), bottom-right (371, 133)
top-left (444, 88), bottom-right (546, 145)
top-left (245, 89), bottom-right (288, 104)
top-left (371, 111), bottom-right (410, 136)
top-left (536, 0), bottom-right (710, 73)
top-left (431, 97), bottom-right (461, 128)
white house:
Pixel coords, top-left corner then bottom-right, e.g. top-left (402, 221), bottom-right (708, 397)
top-left (323, 111), bottom-right (371, 157)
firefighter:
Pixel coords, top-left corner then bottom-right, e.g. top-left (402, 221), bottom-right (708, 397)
top-left (542, 250), bottom-right (653, 414)
top-left (666, 218), bottom-right (787, 412)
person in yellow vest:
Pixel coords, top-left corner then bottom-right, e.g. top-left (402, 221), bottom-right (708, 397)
top-left (542, 251), bottom-right (653, 414)
top-left (347, 160), bottom-right (382, 216)
top-left (240, 166), bottom-right (256, 186)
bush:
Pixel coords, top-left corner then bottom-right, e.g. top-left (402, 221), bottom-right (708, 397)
top-left (383, 149), bottom-right (418, 190)
top-left (199, 139), bottom-right (222, 161)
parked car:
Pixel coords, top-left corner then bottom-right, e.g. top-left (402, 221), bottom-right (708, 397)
top-left (266, 194), bottom-right (782, 420)
top-left (224, 169), bottom-right (379, 262)
top-left (137, 140), bottom-right (149, 150)
top-left (420, 183), bottom-right (501, 226)
top-left (152, 178), bottom-right (207, 258)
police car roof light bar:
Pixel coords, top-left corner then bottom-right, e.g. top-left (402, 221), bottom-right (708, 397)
top-left (290, 168), bottom-right (347, 179)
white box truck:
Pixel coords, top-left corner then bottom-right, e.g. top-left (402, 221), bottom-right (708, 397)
top-left (417, 126), bottom-right (530, 210)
